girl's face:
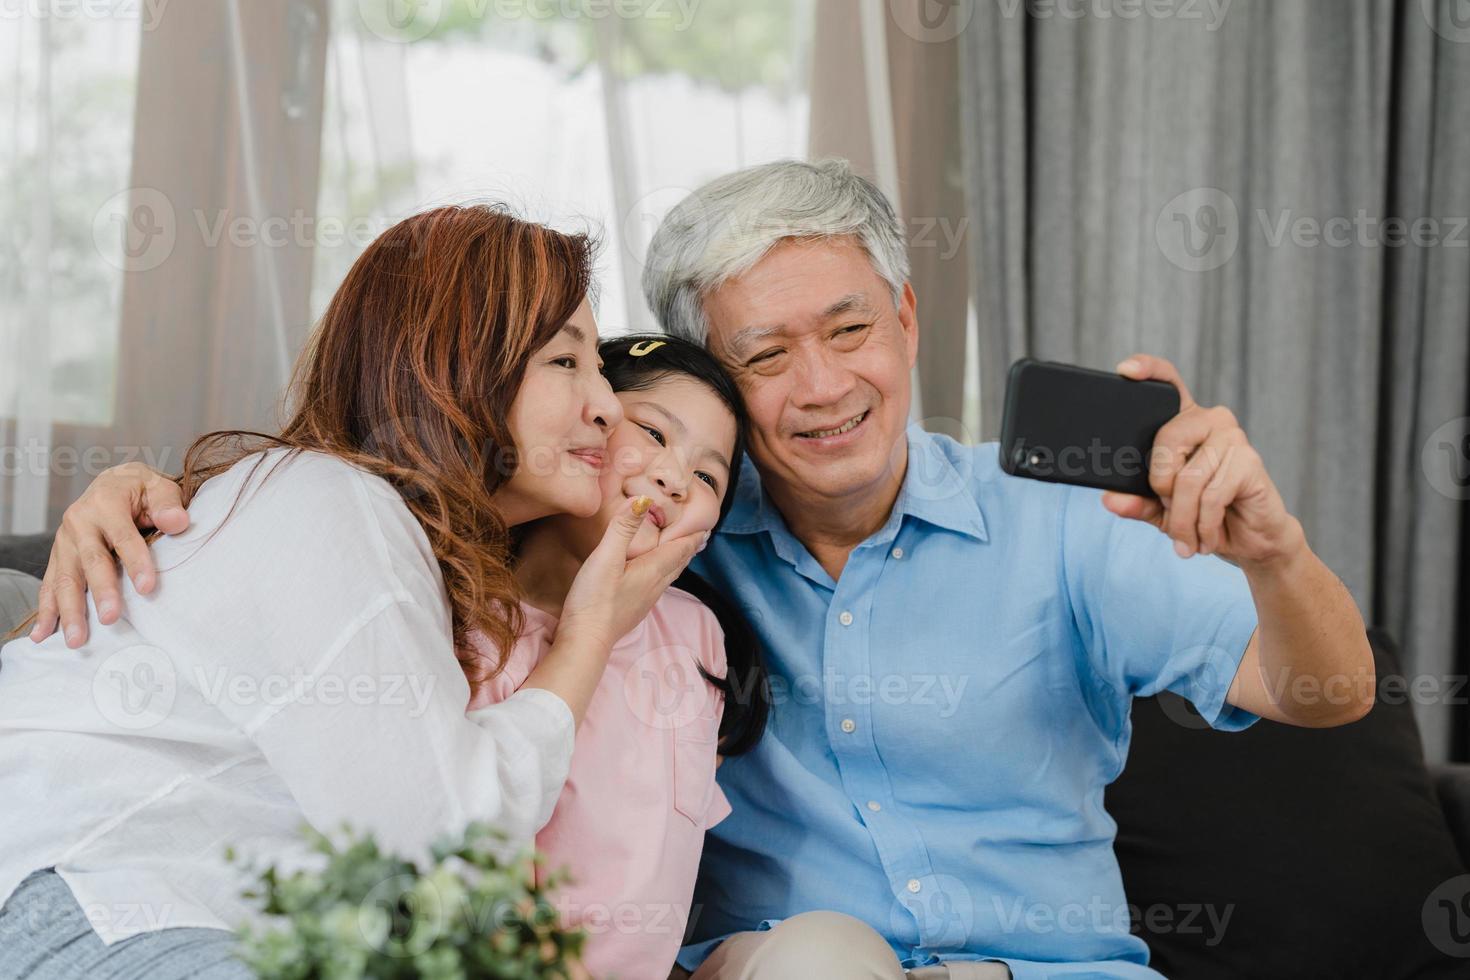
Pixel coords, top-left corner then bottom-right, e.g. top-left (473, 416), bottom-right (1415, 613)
top-left (558, 374), bottom-right (737, 561)
top-left (495, 299), bottom-right (625, 526)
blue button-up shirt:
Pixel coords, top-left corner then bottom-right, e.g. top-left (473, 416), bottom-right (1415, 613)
top-left (678, 424), bottom-right (1259, 979)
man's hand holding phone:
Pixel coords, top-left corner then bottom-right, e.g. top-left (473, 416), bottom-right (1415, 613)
top-left (1003, 352), bottom-right (1304, 569)
top-left (1103, 354), bottom-right (1303, 567)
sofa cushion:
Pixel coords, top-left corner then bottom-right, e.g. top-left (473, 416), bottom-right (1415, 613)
top-left (0, 532), bottom-right (54, 578)
top-left (1105, 628), bottom-right (1467, 979)
top-left (0, 569), bottom-right (41, 639)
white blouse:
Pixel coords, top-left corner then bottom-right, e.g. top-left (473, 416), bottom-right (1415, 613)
top-left (0, 449), bottom-right (574, 944)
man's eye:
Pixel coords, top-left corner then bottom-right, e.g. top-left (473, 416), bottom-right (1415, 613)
top-left (638, 424), bottom-right (666, 446)
top-left (748, 349), bottom-right (783, 366)
top-left (837, 323), bottom-right (869, 337)
top-left (696, 471), bottom-right (719, 491)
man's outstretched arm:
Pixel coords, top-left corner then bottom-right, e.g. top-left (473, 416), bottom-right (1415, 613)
top-left (1104, 353), bottom-right (1374, 728)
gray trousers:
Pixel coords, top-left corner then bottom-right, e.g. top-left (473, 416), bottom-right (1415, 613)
top-left (0, 870), bottom-right (253, 980)
top-left (678, 911), bottom-right (1011, 980)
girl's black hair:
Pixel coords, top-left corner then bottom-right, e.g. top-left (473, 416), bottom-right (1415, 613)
top-left (599, 334), bottom-right (770, 757)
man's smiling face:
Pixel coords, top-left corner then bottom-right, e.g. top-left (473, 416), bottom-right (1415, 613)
top-left (702, 236), bottom-right (918, 505)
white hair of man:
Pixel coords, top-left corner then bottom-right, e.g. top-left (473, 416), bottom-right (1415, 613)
top-left (641, 158), bottom-right (910, 348)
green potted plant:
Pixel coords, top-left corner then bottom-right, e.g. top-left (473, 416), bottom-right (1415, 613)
top-left (229, 821), bottom-right (585, 979)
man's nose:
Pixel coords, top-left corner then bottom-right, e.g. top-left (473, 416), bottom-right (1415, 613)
top-left (794, 346), bottom-right (854, 405)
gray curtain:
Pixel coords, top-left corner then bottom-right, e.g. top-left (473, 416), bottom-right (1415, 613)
top-left (958, 0), bottom-right (1470, 760)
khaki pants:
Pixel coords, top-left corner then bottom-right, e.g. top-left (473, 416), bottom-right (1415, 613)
top-left (674, 911), bottom-right (1011, 980)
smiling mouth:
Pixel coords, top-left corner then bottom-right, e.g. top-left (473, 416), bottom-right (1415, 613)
top-left (797, 410), bottom-right (868, 439)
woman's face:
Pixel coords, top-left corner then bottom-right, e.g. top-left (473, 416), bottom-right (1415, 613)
top-left (495, 299), bottom-right (624, 526)
top-left (555, 374), bottom-right (737, 561)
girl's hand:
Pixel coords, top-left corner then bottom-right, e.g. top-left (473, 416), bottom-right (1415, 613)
top-left (557, 495), bottom-right (706, 651)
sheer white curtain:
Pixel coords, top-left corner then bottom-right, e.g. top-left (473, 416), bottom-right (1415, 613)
top-left (0, 0), bottom-right (816, 533)
top-left (1, 8), bottom-right (140, 534)
top-left (315, 0), bottom-right (815, 333)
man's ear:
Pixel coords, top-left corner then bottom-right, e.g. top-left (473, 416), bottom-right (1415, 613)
top-left (897, 281), bottom-right (919, 368)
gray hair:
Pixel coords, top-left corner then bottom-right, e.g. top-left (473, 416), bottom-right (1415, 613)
top-left (641, 158), bottom-right (910, 347)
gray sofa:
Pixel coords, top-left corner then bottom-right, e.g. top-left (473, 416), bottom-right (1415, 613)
top-left (0, 534), bottom-right (47, 640)
top-left (4, 531), bottom-right (1470, 975)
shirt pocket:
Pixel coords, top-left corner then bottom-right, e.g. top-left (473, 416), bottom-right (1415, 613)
top-left (671, 729), bottom-right (719, 826)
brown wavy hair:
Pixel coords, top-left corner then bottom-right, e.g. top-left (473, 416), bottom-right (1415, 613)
top-left (173, 204), bottom-right (595, 686)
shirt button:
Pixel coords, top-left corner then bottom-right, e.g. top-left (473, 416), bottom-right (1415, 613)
top-left (867, 800), bottom-right (882, 812)
top-left (891, 546), bottom-right (904, 559)
top-left (907, 878), bottom-right (922, 893)
top-left (839, 611), bottom-right (854, 626)
top-left (840, 718), bottom-right (856, 733)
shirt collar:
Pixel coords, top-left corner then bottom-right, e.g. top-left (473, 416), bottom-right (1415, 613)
top-left (717, 423), bottom-right (988, 544)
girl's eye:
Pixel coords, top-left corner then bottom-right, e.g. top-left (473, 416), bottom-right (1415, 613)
top-left (638, 423), bottom-right (666, 446)
top-left (551, 356), bottom-right (577, 369)
top-left (696, 471), bottom-right (719, 491)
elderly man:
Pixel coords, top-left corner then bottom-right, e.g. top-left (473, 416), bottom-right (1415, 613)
top-left (34, 159), bottom-right (1372, 979)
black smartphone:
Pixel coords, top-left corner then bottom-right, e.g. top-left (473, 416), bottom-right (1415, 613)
top-left (999, 357), bottom-right (1180, 498)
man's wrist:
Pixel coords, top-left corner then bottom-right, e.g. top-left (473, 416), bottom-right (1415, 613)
top-left (1237, 516), bottom-right (1310, 580)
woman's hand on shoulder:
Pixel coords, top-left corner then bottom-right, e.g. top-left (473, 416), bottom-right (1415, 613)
top-left (33, 462), bottom-right (188, 647)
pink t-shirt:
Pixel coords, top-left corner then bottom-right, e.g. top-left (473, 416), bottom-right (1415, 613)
top-left (464, 587), bottom-right (731, 979)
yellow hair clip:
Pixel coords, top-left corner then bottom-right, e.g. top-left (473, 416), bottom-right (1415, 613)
top-left (628, 339), bottom-right (667, 357)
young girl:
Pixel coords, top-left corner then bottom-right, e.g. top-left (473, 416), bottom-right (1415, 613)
top-left (464, 334), bottom-right (770, 979)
